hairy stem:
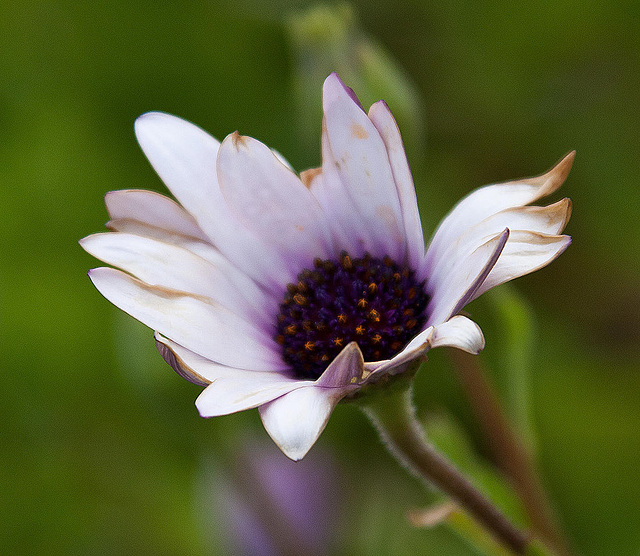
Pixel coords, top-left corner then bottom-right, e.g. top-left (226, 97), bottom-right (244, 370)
top-left (362, 384), bottom-right (530, 554)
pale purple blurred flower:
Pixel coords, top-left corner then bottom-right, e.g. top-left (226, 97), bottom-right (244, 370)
top-left (81, 73), bottom-right (572, 460)
top-left (200, 440), bottom-right (343, 556)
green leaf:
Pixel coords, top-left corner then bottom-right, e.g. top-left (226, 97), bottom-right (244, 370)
top-left (473, 284), bottom-right (538, 450)
top-left (424, 412), bottom-right (529, 528)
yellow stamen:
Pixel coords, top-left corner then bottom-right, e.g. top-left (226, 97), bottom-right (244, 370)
top-left (293, 293), bottom-right (307, 306)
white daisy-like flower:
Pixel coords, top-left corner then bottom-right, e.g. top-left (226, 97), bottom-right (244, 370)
top-left (81, 73), bottom-right (572, 461)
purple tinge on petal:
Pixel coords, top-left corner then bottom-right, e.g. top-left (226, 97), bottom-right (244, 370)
top-left (215, 131), bottom-right (333, 277)
top-left (317, 342), bottom-right (365, 388)
top-left (425, 228), bottom-right (511, 326)
top-left (448, 228), bottom-right (510, 318)
top-left (87, 267), bottom-right (286, 371)
top-left (133, 112), bottom-right (292, 294)
top-left (321, 72), bottom-right (406, 261)
top-left (368, 99), bottom-right (426, 272)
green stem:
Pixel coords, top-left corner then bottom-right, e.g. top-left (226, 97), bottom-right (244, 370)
top-left (362, 384), bottom-right (530, 554)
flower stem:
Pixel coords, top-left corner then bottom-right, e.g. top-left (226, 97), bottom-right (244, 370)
top-left (361, 384), bottom-right (530, 554)
top-left (448, 349), bottom-right (574, 556)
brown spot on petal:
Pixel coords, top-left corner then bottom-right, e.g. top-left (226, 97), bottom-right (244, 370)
top-left (375, 205), bottom-right (403, 242)
top-left (351, 123), bottom-right (369, 139)
top-left (300, 167), bottom-right (322, 189)
top-left (230, 131), bottom-right (250, 149)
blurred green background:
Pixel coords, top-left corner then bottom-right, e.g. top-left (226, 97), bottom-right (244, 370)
top-left (1, 1), bottom-right (639, 554)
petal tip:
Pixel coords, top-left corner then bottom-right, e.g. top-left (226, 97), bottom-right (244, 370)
top-left (229, 130), bottom-right (249, 150)
top-left (318, 341), bottom-right (365, 388)
top-left (553, 150), bottom-right (576, 182)
top-left (134, 111), bottom-right (193, 146)
top-left (560, 197), bottom-right (573, 229)
top-left (536, 151), bottom-right (576, 195)
top-left (134, 111), bottom-right (165, 134)
top-left (279, 444), bottom-right (311, 462)
top-left (368, 99), bottom-right (390, 117)
top-left (323, 72), bottom-right (364, 110)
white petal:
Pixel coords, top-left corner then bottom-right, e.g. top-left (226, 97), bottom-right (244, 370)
top-left (106, 217), bottom-right (195, 242)
top-left (259, 386), bottom-right (344, 461)
top-left (321, 73), bottom-right (406, 260)
top-left (197, 377), bottom-right (306, 418)
top-left (317, 127), bottom-right (370, 256)
top-left (81, 232), bottom-right (273, 328)
top-left (103, 219), bottom-right (279, 322)
top-left (368, 100), bottom-right (425, 269)
top-left (423, 152), bottom-right (575, 280)
top-left (216, 132), bottom-right (333, 272)
top-left (481, 198), bottom-right (572, 236)
top-left (370, 315), bottom-right (484, 377)
top-left (368, 326), bottom-right (434, 376)
top-left (155, 333), bottom-right (211, 385)
top-left (88, 267), bottom-right (286, 371)
top-left (154, 334), bottom-right (304, 415)
top-left (134, 112), bottom-right (291, 291)
top-left (472, 231), bottom-right (572, 299)
top-left (429, 315), bottom-right (485, 353)
top-left (104, 189), bottom-right (208, 241)
top-left (426, 199), bottom-right (572, 294)
top-left (426, 229), bottom-right (509, 326)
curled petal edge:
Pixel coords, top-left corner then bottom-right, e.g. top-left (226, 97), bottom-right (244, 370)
top-left (367, 315), bottom-right (485, 378)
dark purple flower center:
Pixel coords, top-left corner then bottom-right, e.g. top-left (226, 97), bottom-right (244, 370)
top-left (275, 252), bottom-right (429, 380)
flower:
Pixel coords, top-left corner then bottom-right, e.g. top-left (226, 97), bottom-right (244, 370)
top-left (81, 73), bottom-right (573, 461)
top-left (201, 438), bottom-right (344, 556)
